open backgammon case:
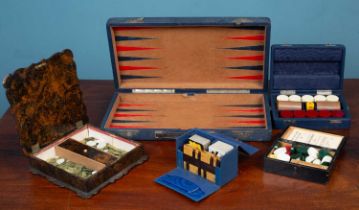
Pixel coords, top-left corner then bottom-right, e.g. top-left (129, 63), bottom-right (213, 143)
top-left (101, 17), bottom-right (272, 141)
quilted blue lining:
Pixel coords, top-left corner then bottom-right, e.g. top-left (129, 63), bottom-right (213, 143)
top-left (271, 45), bottom-right (344, 90)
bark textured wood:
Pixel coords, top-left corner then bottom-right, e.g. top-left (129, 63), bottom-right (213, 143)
top-left (3, 49), bottom-right (89, 153)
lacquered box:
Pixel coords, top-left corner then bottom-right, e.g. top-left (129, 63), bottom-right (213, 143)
top-left (270, 44), bottom-right (351, 129)
top-left (264, 126), bottom-right (346, 183)
top-left (155, 129), bottom-right (258, 201)
top-left (101, 17), bottom-right (272, 141)
top-left (3, 50), bottom-right (147, 198)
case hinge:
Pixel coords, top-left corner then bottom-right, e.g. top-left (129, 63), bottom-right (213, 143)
top-left (325, 44), bottom-right (337, 47)
top-left (232, 18), bottom-right (255, 25)
top-left (317, 90), bottom-right (332, 95)
top-left (280, 90), bottom-right (296, 95)
top-left (206, 89), bottom-right (250, 94)
top-left (126, 17), bottom-right (145, 23)
top-left (31, 143), bottom-right (40, 154)
top-left (132, 89), bottom-right (175, 94)
top-left (155, 131), bottom-right (181, 140)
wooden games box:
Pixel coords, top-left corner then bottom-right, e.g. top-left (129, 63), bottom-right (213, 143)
top-left (264, 126), bottom-right (346, 183)
top-left (3, 49), bottom-right (147, 198)
top-left (101, 17), bottom-right (272, 141)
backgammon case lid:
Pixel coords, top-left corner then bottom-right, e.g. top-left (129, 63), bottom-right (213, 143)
top-left (270, 44), bottom-right (346, 93)
top-left (155, 129), bottom-right (258, 202)
top-left (107, 17), bottom-right (271, 93)
top-left (2, 49), bottom-right (89, 154)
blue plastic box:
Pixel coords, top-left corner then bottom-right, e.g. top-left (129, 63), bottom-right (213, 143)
top-left (155, 129), bottom-right (258, 201)
top-left (270, 44), bottom-right (351, 129)
top-left (101, 17), bottom-right (272, 141)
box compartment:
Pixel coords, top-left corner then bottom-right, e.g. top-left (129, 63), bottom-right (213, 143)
top-left (30, 125), bottom-right (147, 198)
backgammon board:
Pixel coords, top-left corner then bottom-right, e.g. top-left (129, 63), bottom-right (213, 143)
top-left (102, 17), bottom-right (272, 141)
top-left (104, 93), bottom-right (267, 129)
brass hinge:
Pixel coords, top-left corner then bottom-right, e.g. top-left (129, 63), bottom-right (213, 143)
top-left (206, 89), bottom-right (250, 94)
top-left (126, 17), bottom-right (144, 23)
top-left (232, 18), bottom-right (255, 25)
top-left (132, 89), bottom-right (175, 94)
top-left (317, 90), bottom-right (332, 95)
top-left (280, 90), bottom-right (296, 95)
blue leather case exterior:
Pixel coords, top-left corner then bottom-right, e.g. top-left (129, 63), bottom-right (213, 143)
top-left (101, 17), bottom-right (272, 141)
top-left (155, 129), bottom-right (258, 201)
top-left (270, 44), bottom-right (351, 129)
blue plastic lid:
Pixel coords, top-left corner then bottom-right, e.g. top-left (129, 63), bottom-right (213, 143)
top-left (155, 168), bottom-right (220, 202)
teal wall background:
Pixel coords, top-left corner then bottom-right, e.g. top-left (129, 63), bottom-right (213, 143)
top-left (0, 0), bottom-right (358, 117)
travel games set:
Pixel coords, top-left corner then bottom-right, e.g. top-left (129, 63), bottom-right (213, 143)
top-left (3, 17), bottom-right (351, 201)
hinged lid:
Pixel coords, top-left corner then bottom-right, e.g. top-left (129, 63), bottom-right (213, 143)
top-left (107, 17), bottom-right (271, 92)
top-left (3, 49), bottom-right (89, 154)
top-left (270, 44), bottom-right (345, 92)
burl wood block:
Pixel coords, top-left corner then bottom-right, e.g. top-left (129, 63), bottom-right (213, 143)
top-left (3, 49), bottom-right (89, 153)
